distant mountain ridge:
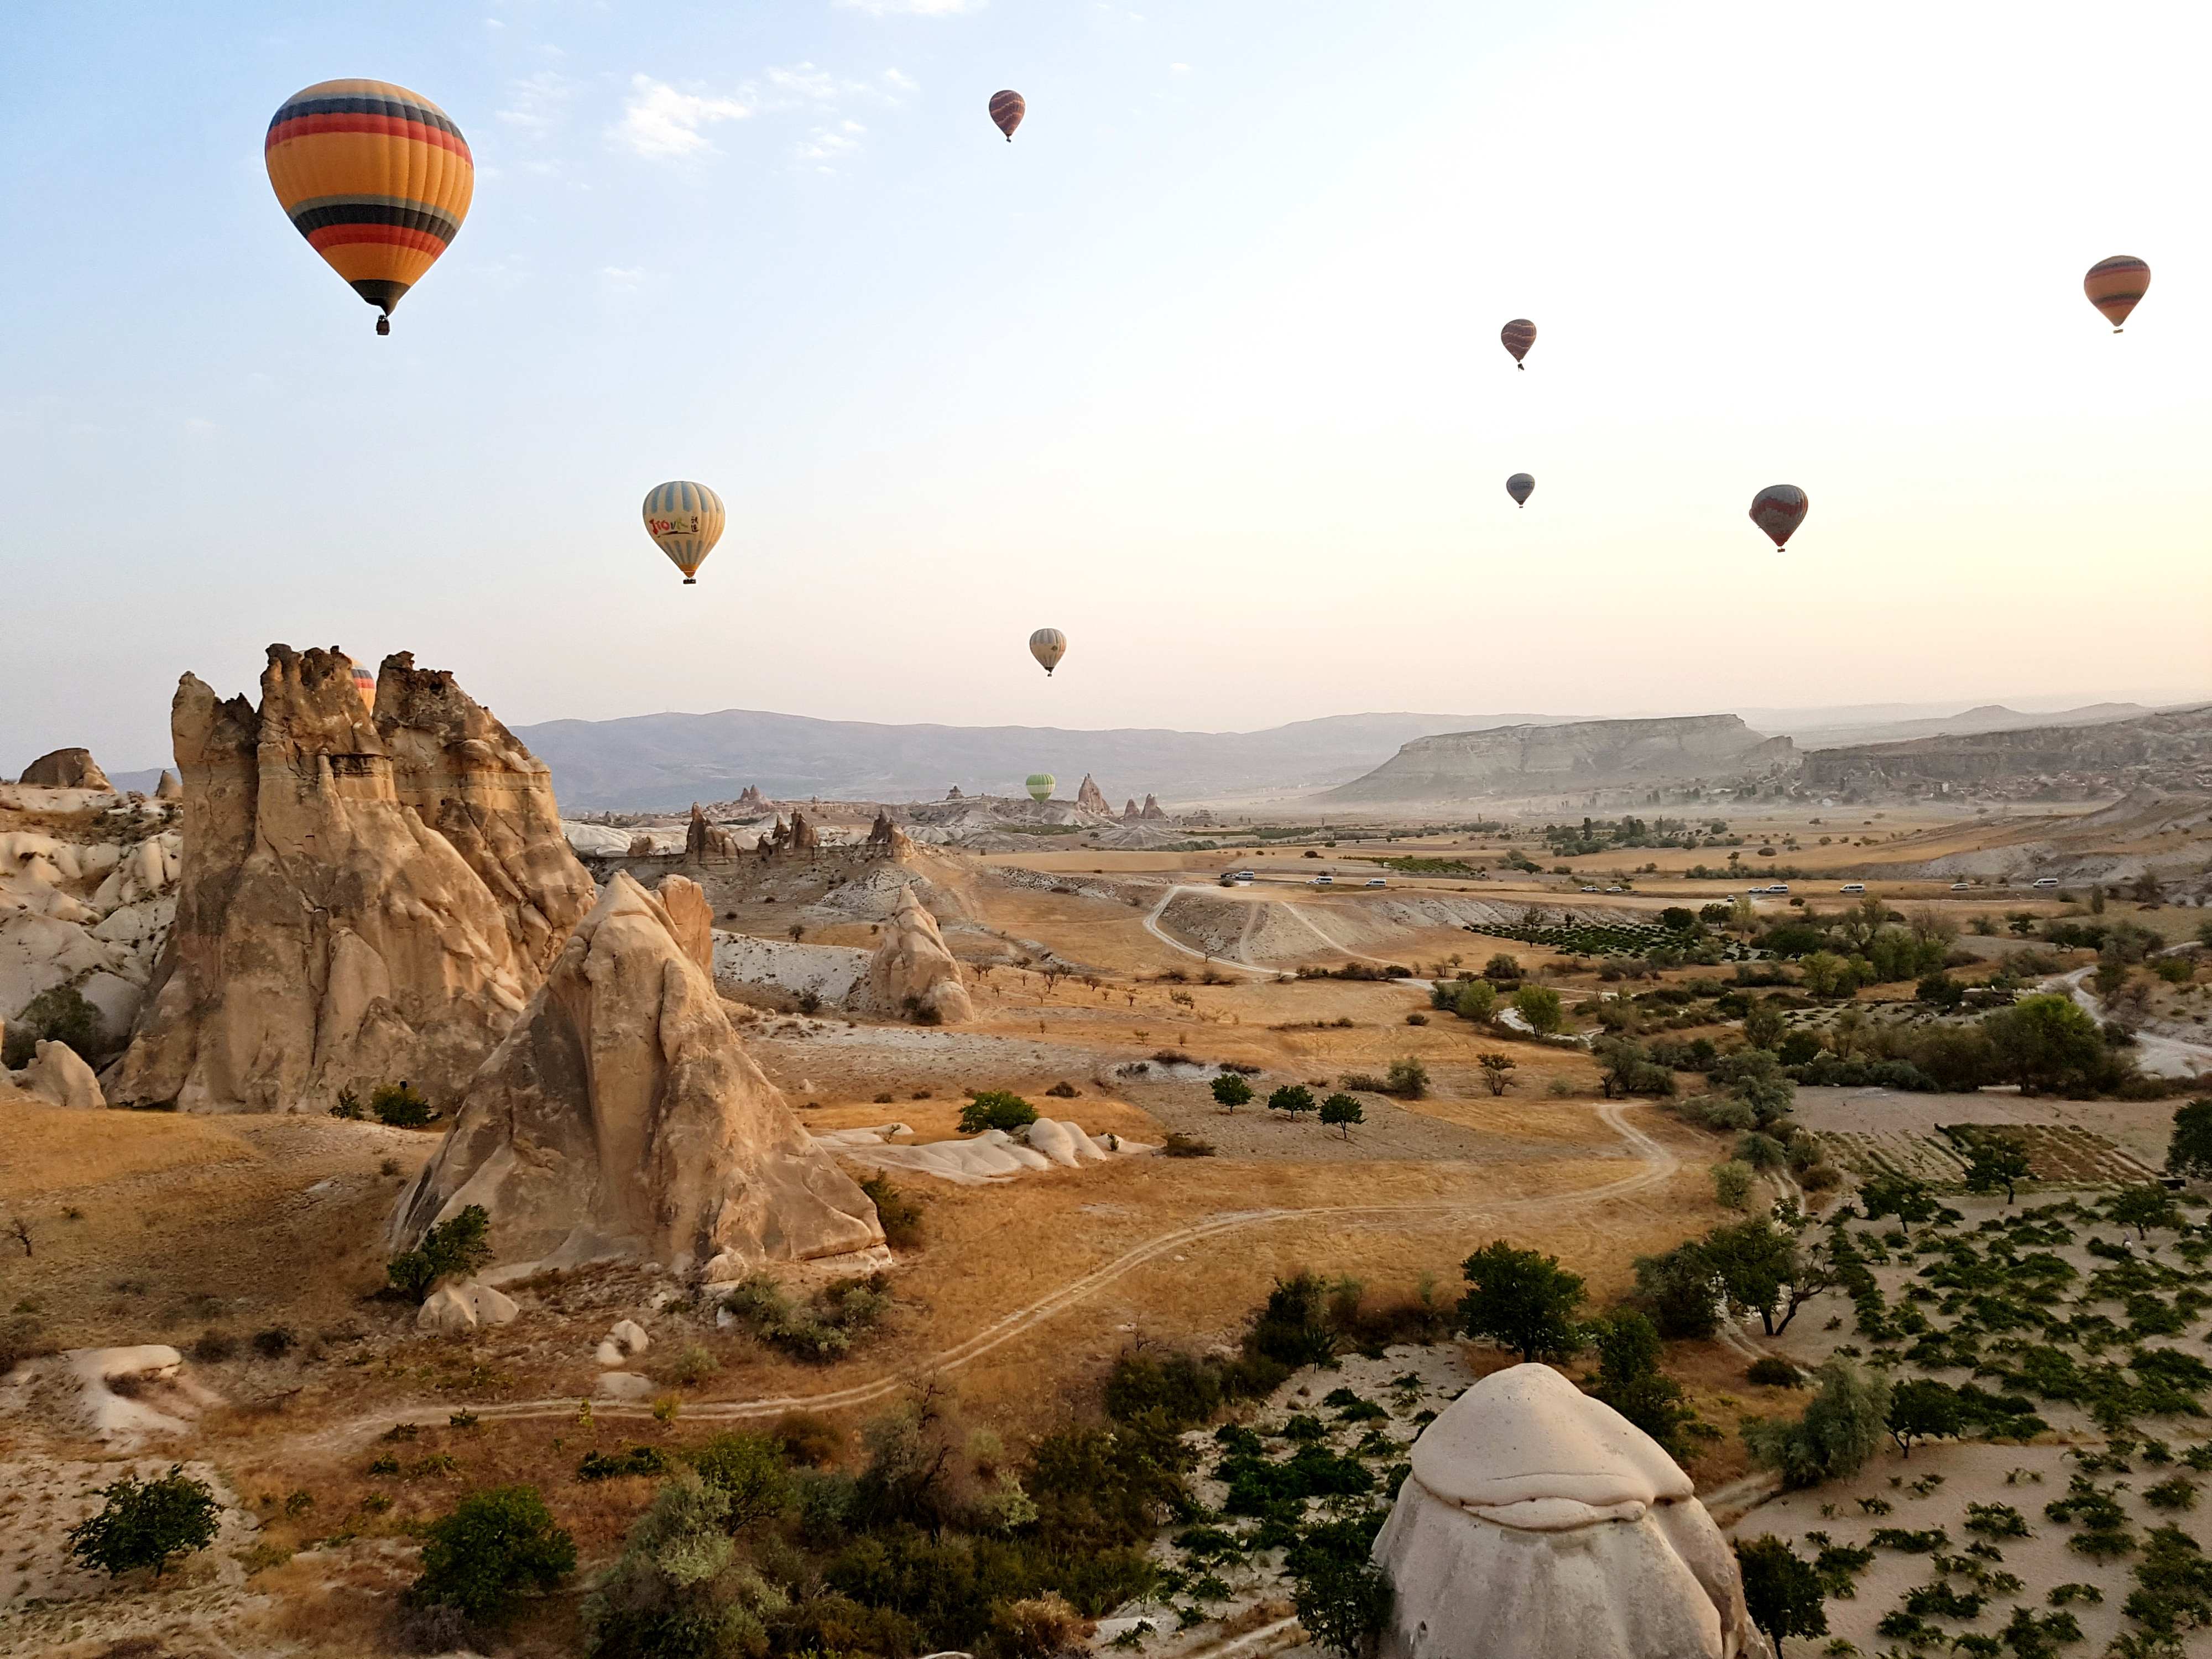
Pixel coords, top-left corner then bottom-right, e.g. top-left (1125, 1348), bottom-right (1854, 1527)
top-left (1326, 714), bottom-right (1794, 805)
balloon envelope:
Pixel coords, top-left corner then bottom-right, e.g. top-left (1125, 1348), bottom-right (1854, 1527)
top-left (265, 80), bottom-right (473, 333)
top-left (642, 481), bottom-right (727, 584)
top-left (1025, 773), bottom-right (1055, 803)
top-left (1500, 319), bottom-right (1537, 366)
top-left (1506, 473), bottom-right (1535, 507)
top-left (990, 90), bottom-right (1025, 140)
top-left (1029, 628), bottom-right (1066, 676)
top-left (1749, 484), bottom-right (1809, 549)
top-left (351, 666), bottom-right (377, 709)
top-left (2084, 255), bottom-right (2150, 331)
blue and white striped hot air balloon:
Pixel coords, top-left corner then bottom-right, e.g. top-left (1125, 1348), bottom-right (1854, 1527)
top-left (641, 481), bottom-right (727, 585)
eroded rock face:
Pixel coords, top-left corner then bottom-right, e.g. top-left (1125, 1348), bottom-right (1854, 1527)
top-left (863, 886), bottom-right (973, 1024)
top-left (1140, 794), bottom-right (1166, 820)
top-left (20, 1039), bottom-right (103, 1109)
top-left (388, 873), bottom-right (884, 1276)
top-left (655, 874), bottom-right (714, 974)
top-left (687, 804), bottom-right (739, 861)
top-left (1076, 774), bottom-right (1111, 816)
top-left (20, 749), bottom-right (112, 790)
top-left (111, 646), bottom-right (596, 1113)
top-left (154, 770), bottom-right (182, 801)
top-left (1373, 1363), bottom-right (1768, 1659)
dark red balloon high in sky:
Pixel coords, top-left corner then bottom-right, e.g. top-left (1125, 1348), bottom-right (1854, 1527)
top-left (1500, 319), bottom-right (1537, 369)
top-left (989, 90), bottom-right (1025, 142)
top-left (1749, 484), bottom-right (1809, 550)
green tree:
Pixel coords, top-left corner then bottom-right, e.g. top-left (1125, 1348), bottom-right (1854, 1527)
top-left (1287, 1538), bottom-right (1392, 1659)
top-left (371, 1081), bottom-right (436, 1128)
top-left (1267, 1084), bottom-right (1317, 1118)
top-left (1960, 1128), bottom-right (2033, 1204)
top-left (1858, 1172), bottom-right (1937, 1236)
top-left (1743, 1001), bottom-right (1786, 1050)
top-left (1981, 994), bottom-right (2106, 1093)
top-left (1512, 984), bottom-right (1563, 1036)
top-left (1210, 1073), bottom-right (1254, 1113)
top-left (1632, 1241), bottom-right (1719, 1339)
top-left (1, 983), bottom-right (104, 1070)
top-left (1799, 951), bottom-right (1850, 998)
top-left (386, 1205), bottom-right (495, 1303)
top-left (1585, 1309), bottom-right (1696, 1458)
top-left (2107, 1184), bottom-right (2183, 1239)
top-left (1458, 1240), bottom-right (1585, 1363)
top-left (1734, 1131), bottom-right (1787, 1171)
top-left (1477, 1052), bottom-right (1516, 1095)
top-left (2166, 1099), bottom-right (2212, 1181)
top-left (1743, 1359), bottom-right (1891, 1489)
top-left (1455, 979), bottom-right (1499, 1023)
top-left (1483, 953), bottom-right (1522, 982)
top-left (1384, 1055), bottom-right (1428, 1099)
top-left (1318, 1094), bottom-right (1364, 1140)
top-left (1734, 1536), bottom-right (1829, 1653)
top-left (959, 1091), bottom-right (1039, 1133)
top-left (687, 1433), bottom-right (792, 1529)
top-left (1887, 1378), bottom-right (1965, 1455)
top-left (1704, 1219), bottom-right (1826, 1337)
top-left (409, 1485), bottom-right (577, 1629)
top-left (1712, 1161), bottom-right (1754, 1210)
top-left (64, 1464), bottom-right (220, 1579)
top-left (582, 1472), bottom-right (786, 1659)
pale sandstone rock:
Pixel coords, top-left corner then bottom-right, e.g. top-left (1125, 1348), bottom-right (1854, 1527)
top-left (110, 646), bottom-right (596, 1113)
top-left (596, 1318), bottom-right (651, 1366)
top-left (418, 1280), bottom-right (520, 1334)
top-left (656, 874), bottom-right (714, 974)
top-left (154, 770), bottom-right (182, 801)
top-left (387, 872), bottom-right (884, 1275)
top-left (20, 748), bottom-right (111, 790)
top-left (1373, 1363), bottom-right (1769, 1659)
top-left (686, 804), bottom-right (740, 861)
top-left (863, 888), bottom-right (973, 1024)
top-left (596, 1370), bottom-right (656, 1402)
top-left (22, 1039), bottom-right (103, 1109)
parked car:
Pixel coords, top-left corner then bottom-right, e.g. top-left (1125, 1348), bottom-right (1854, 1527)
top-left (1949, 881), bottom-right (1971, 891)
top-left (1580, 885), bottom-right (1600, 893)
top-left (1235, 870), bottom-right (1254, 884)
top-left (2032, 877), bottom-right (2061, 890)
top-left (1311, 874), bottom-right (1333, 886)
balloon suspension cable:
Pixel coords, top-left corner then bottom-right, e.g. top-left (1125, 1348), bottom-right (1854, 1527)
top-left (375, 316), bottom-right (390, 336)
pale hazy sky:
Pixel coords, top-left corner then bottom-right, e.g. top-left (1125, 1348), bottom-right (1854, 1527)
top-left (3, 0), bottom-right (2208, 772)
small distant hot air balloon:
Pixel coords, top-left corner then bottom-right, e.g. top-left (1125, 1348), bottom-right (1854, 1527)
top-left (1029, 628), bottom-right (1066, 676)
top-left (1501, 319), bottom-right (1537, 369)
top-left (989, 90), bottom-right (1026, 142)
top-left (1506, 473), bottom-right (1535, 508)
top-left (641, 482), bottom-right (727, 585)
top-left (1026, 773), bottom-right (1056, 803)
top-left (1749, 484), bottom-right (1809, 550)
top-left (2084, 255), bottom-right (2151, 332)
top-left (351, 665), bottom-right (377, 711)
top-left (265, 80), bottom-right (474, 336)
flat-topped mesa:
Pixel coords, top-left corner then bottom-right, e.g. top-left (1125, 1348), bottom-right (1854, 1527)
top-left (111, 645), bottom-right (596, 1114)
top-left (1330, 714), bottom-right (1794, 804)
top-left (389, 872), bottom-right (884, 1277)
top-left (1373, 1363), bottom-right (1769, 1659)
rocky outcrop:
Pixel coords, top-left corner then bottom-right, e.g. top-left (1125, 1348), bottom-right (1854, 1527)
top-left (945, 785), bottom-right (964, 801)
top-left (417, 1280), bottom-right (519, 1335)
top-left (686, 804), bottom-right (739, 861)
top-left (1075, 774), bottom-right (1111, 816)
top-left (154, 770), bottom-right (182, 801)
top-left (757, 812), bottom-right (821, 858)
top-left (735, 786), bottom-right (768, 812)
top-left (628, 833), bottom-right (656, 857)
top-left (655, 874), bottom-right (714, 974)
top-left (865, 812), bottom-right (917, 859)
top-left (1140, 794), bottom-right (1167, 820)
top-left (19, 1039), bottom-right (103, 1109)
top-left (20, 749), bottom-right (112, 790)
top-left (1330, 715), bottom-right (1795, 804)
top-left (1373, 1363), bottom-right (1767, 1659)
top-left (111, 646), bottom-right (597, 1114)
top-left (863, 888), bottom-right (973, 1025)
top-left (1123, 799), bottom-right (1140, 821)
top-left (1802, 704), bottom-right (2212, 797)
top-left (388, 873), bottom-right (884, 1276)
top-left (1, 806), bottom-right (181, 1045)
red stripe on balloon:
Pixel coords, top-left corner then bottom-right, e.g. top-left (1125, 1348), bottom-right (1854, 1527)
top-left (306, 223), bottom-right (452, 255)
top-left (265, 113), bottom-right (472, 159)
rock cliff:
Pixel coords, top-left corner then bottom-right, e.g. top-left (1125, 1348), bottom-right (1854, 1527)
top-left (19, 749), bottom-right (112, 790)
top-left (111, 645), bottom-right (596, 1113)
top-left (1330, 715), bottom-right (1794, 803)
top-left (686, 803), bottom-right (740, 860)
top-left (388, 872), bottom-right (884, 1276)
top-left (1802, 704), bottom-right (2212, 797)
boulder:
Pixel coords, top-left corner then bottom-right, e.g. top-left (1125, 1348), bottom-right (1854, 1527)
top-left (387, 872), bottom-right (885, 1276)
top-left (109, 646), bottom-right (597, 1113)
top-left (1372, 1363), bottom-right (1768, 1659)
top-left (21, 1038), bottom-right (103, 1109)
top-left (596, 1318), bottom-right (651, 1365)
top-left (1075, 774), bottom-right (1111, 816)
top-left (628, 833), bottom-right (656, 857)
top-left (418, 1279), bottom-right (520, 1335)
top-left (863, 887), bottom-right (973, 1024)
top-left (20, 748), bottom-right (111, 790)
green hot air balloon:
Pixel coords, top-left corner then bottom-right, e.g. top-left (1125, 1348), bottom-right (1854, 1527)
top-left (1025, 774), bottom-right (1056, 804)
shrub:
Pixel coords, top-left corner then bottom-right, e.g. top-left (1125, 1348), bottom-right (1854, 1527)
top-left (578, 1445), bottom-right (671, 1481)
top-left (771, 1411), bottom-right (846, 1469)
top-left (1248, 1272), bottom-right (1339, 1369)
top-left (1744, 1359), bottom-right (1890, 1488)
top-left (1288, 1547), bottom-right (1391, 1659)
top-left (1586, 1310), bottom-right (1697, 1457)
top-left (1713, 1161), bottom-right (1754, 1210)
top-left (371, 1081), bottom-right (437, 1128)
top-left (1458, 1240), bottom-right (1585, 1363)
top-left (688, 1433), bottom-right (792, 1528)
top-left (251, 1326), bottom-right (296, 1359)
top-left (64, 1464), bottom-right (221, 1579)
top-left (1478, 1052), bottom-right (1516, 1095)
top-left (385, 1205), bottom-right (495, 1303)
top-left (2166, 1099), bottom-right (2212, 1181)
top-left (190, 1331), bottom-right (237, 1363)
top-left (1384, 1056), bottom-right (1428, 1098)
top-left (1746, 1357), bottom-right (1802, 1388)
top-left (858, 1176), bottom-right (924, 1250)
top-left (2, 984), bottom-right (104, 1069)
top-left (1455, 980), bottom-right (1499, 1022)
top-left (408, 1485), bottom-right (575, 1629)
top-left (583, 1472), bottom-right (787, 1658)
top-left (959, 1091), bottom-right (1037, 1134)
top-left (1887, 1378), bottom-right (1964, 1455)
top-left (721, 1272), bottom-right (891, 1363)
top-left (1405, 1011), bottom-right (1428, 1026)
top-left (1633, 1241), bottom-right (1720, 1339)
top-left (1162, 1133), bottom-right (1216, 1157)
top-left (1513, 984), bottom-right (1564, 1035)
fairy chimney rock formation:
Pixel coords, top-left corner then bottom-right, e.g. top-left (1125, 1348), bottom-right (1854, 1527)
top-left (865, 887), bottom-right (973, 1024)
top-left (20, 749), bottom-right (112, 790)
top-left (655, 874), bottom-right (715, 974)
top-left (735, 786), bottom-right (768, 812)
top-left (153, 770), bottom-right (182, 802)
top-left (388, 872), bottom-right (885, 1276)
top-left (1123, 799), bottom-right (1140, 820)
top-left (1075, 774), bottom-right (1111, 816)
top-left (1140, 794), bottom-right (1167, 820)
top-left (945, 785), bottom-right (964, 801)
top-left (787, 811), bottom-right (819, 854)
top-left (1373, 1363), bottom-right (1769, 1659)
top-left (110, 645), bottom-right (597, 1113)
top-left (686, 804), bottom-right (738, 861)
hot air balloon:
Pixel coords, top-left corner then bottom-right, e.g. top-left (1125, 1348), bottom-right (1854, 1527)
top-left (1025, 774), bottom-right (1056, 803)
top-left (2084, 255), bottom-right (2151, 332)
top-left (989, 90), bottom-right (1025, 141)
top-left (264, 80), bottom-right (474, 336)
top-left (1749, 484), bottom-right (1809, 550)
top-left (642, 482), bottom-right (727, 585)
top-left (1501, 319), bottom-right (1537, 369)
top-left (1506, 473), bottom-right (1535, 508)
top-left (351, 665), bottom-right (377, 711)
top-left (1029, 628), bottom-right (1066, 676)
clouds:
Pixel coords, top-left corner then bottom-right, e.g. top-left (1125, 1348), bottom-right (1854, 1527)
top-left (612, 75), bottom-right (752, 159)
top-left (498, 70), bottom-right (574, 138)
top-left (834, 0), bottom-right (984, 14)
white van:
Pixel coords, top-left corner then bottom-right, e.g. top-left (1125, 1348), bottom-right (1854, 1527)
top-left (1311, 874), bottom-right (1333, 886)
top-left (2032, 877), bottom-right (2061, 890)
top-left (1365, 877), bottom-right (1387, 888)
top-left (1840, 883), bottom-right (1866, 895)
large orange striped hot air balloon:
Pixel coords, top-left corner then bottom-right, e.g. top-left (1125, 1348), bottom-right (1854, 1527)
top-left (265, 80), bottom-right (473, 336)
top-left (2084, 255), bottom-right (2150, 333)
top-left (1501, 319), bottom-right (1537, 369)
top-left (351, 665), bottom-right (377, 711)
top-left (989, 90), bottom-right (1025, 142)
top-left (1749, 484), bottom-right (1809, 550)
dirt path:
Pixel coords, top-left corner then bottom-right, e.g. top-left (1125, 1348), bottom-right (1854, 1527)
top-left (2052, 963), bottom-right (2212, 1078)
top-left (1142, 884), bottom-right (1277, 975)
top-left (353, 1100), bottom-right (1678, 1437)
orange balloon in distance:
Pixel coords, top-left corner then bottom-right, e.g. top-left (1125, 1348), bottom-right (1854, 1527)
top-left (351, 666), bottom-right (377, 711)
top-left (265, 79), bottom-right (474, 336)
top-left (989, 90), bottom-right (1025, 141)
top-left (1749, 484), bottom-right (1809, 550)
top-left (2084, 255), bottom-right (2150, 333)
top-left (1501, 319), bottom-right (1537, 369)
